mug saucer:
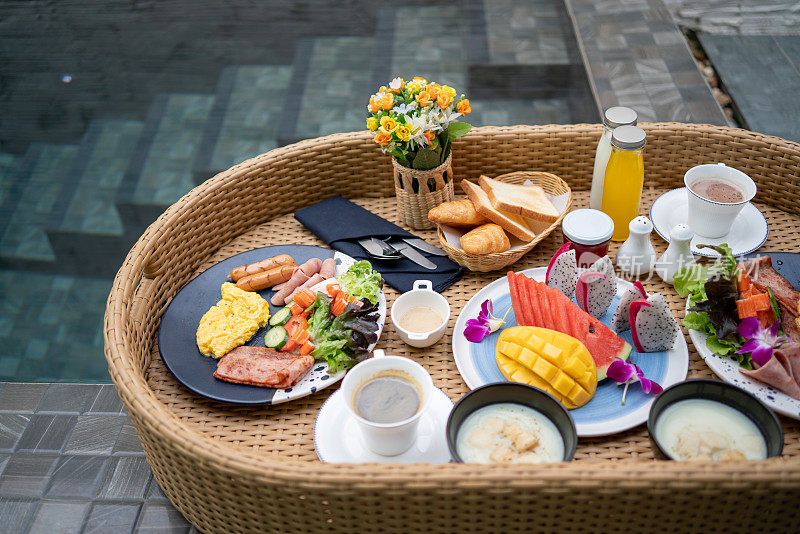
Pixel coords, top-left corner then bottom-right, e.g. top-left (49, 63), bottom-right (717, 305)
top-left (314, 386), bottom-right (454, 463)
top-left (650, 187), bottom-right (768, 258)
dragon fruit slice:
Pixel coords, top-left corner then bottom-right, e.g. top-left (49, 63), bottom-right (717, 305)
top-left (629, 293), bottom-right (680, 353)
top-left (611, 281), bottom-right (647, 332)
top-left (575, 256), bottom-right (617, 318)
top-left (546, 243), bottom-right (578, 299)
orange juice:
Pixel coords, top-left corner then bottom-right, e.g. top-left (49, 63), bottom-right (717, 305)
top-left (601, 126), bottom-right (646, 241)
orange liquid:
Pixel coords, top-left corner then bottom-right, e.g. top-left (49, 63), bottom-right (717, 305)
top-left (601, 146), bottom-right (644, 241)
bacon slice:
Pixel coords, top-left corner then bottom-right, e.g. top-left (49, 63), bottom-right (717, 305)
top-left (739, 255), bottom-right (800, 341)
top-left (214, 346), bottom-right (314, 388)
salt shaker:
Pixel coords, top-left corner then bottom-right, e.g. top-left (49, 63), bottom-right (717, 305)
top-left (655, 224), bottom-right (696, 284)
top-left (615, 216), bottom-right (657, 277)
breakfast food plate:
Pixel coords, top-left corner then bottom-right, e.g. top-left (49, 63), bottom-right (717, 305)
top-left (313, 387), bottom-right (453, 463)
top-left (687, 252), bottom-right (800, 419)
top-left (158, 245), bottom-right (386, 404)
top-left (650, 187), bottom-right (768, 257)
top-left (453, 267), bottom-right (689, 436)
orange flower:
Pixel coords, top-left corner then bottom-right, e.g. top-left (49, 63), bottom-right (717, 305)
top-left (374, 130), bottom-right (392, 146)
top-left (456, 98), bottom-right (471, 114)
top-left (368, 95), bottom-right (380, 113)
top-left (424, 130), bottom-right (436, 143)
top-left (426, 83), bottom-right (441, 100)
top-left (436, 92), bottom-right (453, 109)
top-left (416, 90), bottom-right (432, 108)
top-left (375, 92), bottom-right (393, 110)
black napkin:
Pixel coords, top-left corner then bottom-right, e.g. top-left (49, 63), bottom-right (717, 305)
top-left (294, 195), bottom-right (463, 293)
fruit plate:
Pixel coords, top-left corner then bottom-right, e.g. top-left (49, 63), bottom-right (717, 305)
top-left (158, 245), bottom-right (386, 405)
top-left (452, 267), bottom-right (689, 437)
top-left (687, 252), bottom-right (800, 420)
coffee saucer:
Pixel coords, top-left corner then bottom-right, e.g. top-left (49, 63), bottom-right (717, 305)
top-left (314, 386), bottom-right (454, 463)
top-left (650, 187), bottom-right (768, 257)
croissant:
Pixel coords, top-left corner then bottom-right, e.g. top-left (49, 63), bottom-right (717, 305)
top-left (460, 223), bottom-right (510, 255)
top-left (428, 199), bottom-right (487, 227)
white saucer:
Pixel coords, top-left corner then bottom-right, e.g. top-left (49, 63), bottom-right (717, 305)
top-left (313, 386), bottom-right (454, 463)
top-left (650, 187), bottom-right (768, 257)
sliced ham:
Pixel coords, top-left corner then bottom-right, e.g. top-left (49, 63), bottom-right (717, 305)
top-left (286, 273), bottom-right (324, 304)
top-left (270, 258), bottom-right (321, 305)
top-left (319, 258), bottom-right (336, 279)
top-left (213, 346), bottom-right (314, 388)
top-left (740, 342), bottom-right (800, 400)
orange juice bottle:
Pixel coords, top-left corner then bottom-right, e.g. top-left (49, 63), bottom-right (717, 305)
top-left (601, 125), bottom-right (646, 241)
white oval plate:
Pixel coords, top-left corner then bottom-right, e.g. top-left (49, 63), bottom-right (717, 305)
top-left (452, 267), bottom-right (689, 437)
top-left (686, 302), bottom-right (800, 420)
top-left (314, 386), bottom-right (454, 463)
top-left (650, 187), bottom-right (768, 257)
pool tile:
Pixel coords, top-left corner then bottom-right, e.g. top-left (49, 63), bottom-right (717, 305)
top-left (16, 414), bottom-right (77, 452)
top-left (113, 421), bottom-right (144, 455)
top-left (0, 413), bottom-right (30, 451)
top-left (96, 456), bottom-right (151, 500)
top-left (135, 502), bottom-right (192, 533)
top-left (0, 453), bottom-right (58, 496)
top-left (45, 455), bottom-right (107, 498)
top-left (85, 385), bottom-right (125, 414)
top-left (0, 383), bottom-right (47, 412)
top-left (63, 415), bottom-right (125, 455)
top-left (85, 502), bottom-right (142, 534)
top-left (145, 477), bottom-right (169, 501)
top-left (27, 499), bottom-right (90, 534)
top-left (37, 384), bottom-right (99, 413)
top-left (0, 497), bottom-right (38, 533)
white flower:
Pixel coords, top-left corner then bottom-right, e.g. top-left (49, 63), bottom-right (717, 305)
top-left (393, 102), bottom-right (417, 116)
top-left (430, 106), bottom-right (462, 130)
top-left (389, 77), bottom-right (404, 91)
top-left (407, 114), bottom-right (440, 149)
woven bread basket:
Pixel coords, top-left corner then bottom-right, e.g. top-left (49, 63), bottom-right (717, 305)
top-left (393, 152), bottom-right (454, 229)
top-left (105, 124), bottom-right (800, 533)
top-left (436, 171), bottom-right (572, 271)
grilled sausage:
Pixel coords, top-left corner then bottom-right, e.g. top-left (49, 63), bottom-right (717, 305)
top-left (235, 264), bottom-right (297, 292)
top-left (228, 254), bottom-right (294, 282)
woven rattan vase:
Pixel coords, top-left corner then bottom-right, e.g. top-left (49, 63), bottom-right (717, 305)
top-left (393, 152), bottom-right (454, 229)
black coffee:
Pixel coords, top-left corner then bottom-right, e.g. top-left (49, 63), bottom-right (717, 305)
top-left (691, 179), bottom-right (744, 203)
top-left (355, 374), bottom-right (420, 424)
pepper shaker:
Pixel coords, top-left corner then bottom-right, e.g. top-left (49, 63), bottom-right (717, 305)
top-left (615, 216), bottom-right (657, 277)
top-left (655, 224), bottom-right (696, 284)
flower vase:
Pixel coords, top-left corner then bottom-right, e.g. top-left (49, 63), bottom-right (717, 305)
top-left (392, 152), bottom-right (454, 229)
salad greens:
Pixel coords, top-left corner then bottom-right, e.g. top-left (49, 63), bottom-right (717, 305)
top-left (340, 260), bottom-right (383, 304)
top-left (673, 243), bottom-right (750, 368)
top-left (306, 292), bottom-right (380, 372)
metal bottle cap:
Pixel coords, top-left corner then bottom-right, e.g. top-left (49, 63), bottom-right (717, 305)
top-left (611, 125), bottom-right (646, 150)
top-left (603, 106), bottom-right (638, 128)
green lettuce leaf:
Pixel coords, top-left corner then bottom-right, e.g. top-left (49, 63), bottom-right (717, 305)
top-left (339, 260), bottom-right (383, 304)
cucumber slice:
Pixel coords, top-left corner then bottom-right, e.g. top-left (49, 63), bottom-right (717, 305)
top-left (264, 326), bottom-right (288, 350)
top-left (269, 306), bottom-right (292, 327)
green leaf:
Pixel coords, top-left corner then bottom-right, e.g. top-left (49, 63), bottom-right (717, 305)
top-left (412, 148), bottom-right (441, 170)
top-left (389, 148), bottom-right (405, 160)
top-left (447, 122), bottom-right (472, 141)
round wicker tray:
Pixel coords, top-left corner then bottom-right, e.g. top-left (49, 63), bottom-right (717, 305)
top-left (105, 124), bottom-right (800, 533)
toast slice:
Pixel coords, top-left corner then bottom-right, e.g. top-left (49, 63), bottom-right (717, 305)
top-left (478, 175), bottom-right (560, 224)
top-left (461, 180), bottom-right (535, 241)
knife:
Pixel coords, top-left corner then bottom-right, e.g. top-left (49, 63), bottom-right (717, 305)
top-left (357, 238), bottom-right (400, 259)
top-left (402, 237), bottom-right (448, 256)
top-left (391, 241), bottom-right (438, 270)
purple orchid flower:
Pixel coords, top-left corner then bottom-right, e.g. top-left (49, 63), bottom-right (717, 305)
top-left (463, 299), bottom-right (509, 343)
top-left (736, 317), bottom-right (791, 367)
top-left (606, 358), bottom-right (663, 405)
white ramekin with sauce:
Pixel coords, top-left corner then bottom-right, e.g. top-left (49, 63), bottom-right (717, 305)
top-left (391, 280), bottom-right (450, 348)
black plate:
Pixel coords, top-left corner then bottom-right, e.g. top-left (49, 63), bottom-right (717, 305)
top-left (157, 245), bottom-right (336, 404)
top-left (741, 252), bottom-right (800, 289)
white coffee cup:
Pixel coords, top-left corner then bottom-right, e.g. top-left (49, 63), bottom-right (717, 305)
top-left (391, 280), bottom-right (450, 348)
top-left (684, 163), bottom-right (756, 238)
top-left (340, 349), bottom-right (434, 456)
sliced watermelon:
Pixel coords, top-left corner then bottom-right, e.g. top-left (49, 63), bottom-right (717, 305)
top-left (507, 272), bottom-right (522, 325)
top-left (525, 277), bottom-right (545, 326)
top-left (518, 273), bottom-right (536, 326)
top-left (521, 275), bottom-right (631, 381)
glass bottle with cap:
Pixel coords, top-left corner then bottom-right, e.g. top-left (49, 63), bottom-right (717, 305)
top-left (590, 107), bottom-right (638, 210)
top-left (561, 209), bottom-right (615, 268)
top-left (601, 125), bottom-right (646, 241)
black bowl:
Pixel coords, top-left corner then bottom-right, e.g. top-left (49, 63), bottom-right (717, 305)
top-left (647, 379), bottom-right (783, 460)
top-left (446, 383), bottom-right (578, 463)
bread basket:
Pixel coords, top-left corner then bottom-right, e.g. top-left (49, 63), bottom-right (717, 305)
top-left (436, 171), bottom-right (572, 272)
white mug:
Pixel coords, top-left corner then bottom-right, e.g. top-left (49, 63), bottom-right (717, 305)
top-left (340, 349), bottom-right (434, 456)
top-left (684, 163), bottom-right (756, 238)
top-left (391, 280), bottom-right (450, 348)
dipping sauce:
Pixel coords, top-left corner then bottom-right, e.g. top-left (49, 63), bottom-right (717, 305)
top-left (654, 399), bottom-right (766, 461)
top-left (354, 371), bottom-right (421, 424)
top-left (456, 403), bottom-right (564, 464)
top-left (398, 305), bottom-right (443, 334)
top-left (690, 179), bottom-right (744, 204)
top-left (561, 209), bottom-right (615, 267)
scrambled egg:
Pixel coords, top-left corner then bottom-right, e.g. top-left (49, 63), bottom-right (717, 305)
top-left (196, 282), bottom-right (270, 358)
